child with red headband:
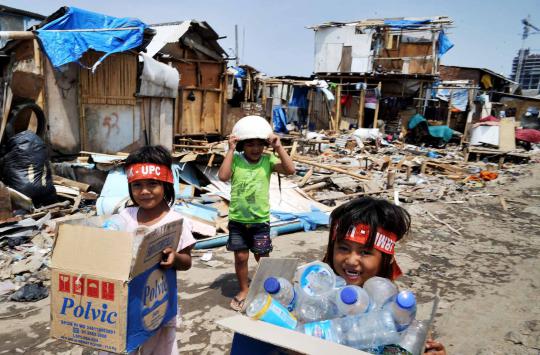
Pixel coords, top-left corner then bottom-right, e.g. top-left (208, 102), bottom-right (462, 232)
top-left (324, 197), bottom-right (446, 355)
top-left (101, 145), bottom-right (196, 355)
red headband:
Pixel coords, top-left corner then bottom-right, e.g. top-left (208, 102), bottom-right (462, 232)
top-left (126, 163), bottom-right (174, 184)
top-left (337, 223), bottom-right (403, 280)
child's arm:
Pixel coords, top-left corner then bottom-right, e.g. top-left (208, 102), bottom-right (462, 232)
top-left (218, 135), bottom-right (238, 181)
top-left (268, 134), bottom-right (296, 175)
top-left (160, 245), bottom-right (193, 271)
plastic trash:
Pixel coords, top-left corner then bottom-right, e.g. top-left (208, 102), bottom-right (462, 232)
top-left (363, 277), bottom-right (398, 309)
top-left (263, 277), bottom-right (296, 311)
top-left (9, 283), bottom-right (49, 302)
top-left (385, 290), bottom-right (417, 331)
top-left (335, 285), bottom-right (371, 316)
top-left (246, 293), bottom-right (297, 330)
top-left (102, 214), bottom-right (127, 231)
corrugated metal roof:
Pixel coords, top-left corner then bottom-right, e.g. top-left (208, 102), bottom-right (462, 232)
top-left (146, 21), bottom-right (191, 57)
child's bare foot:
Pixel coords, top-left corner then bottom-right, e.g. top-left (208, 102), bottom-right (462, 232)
top-left (230, 291), bottom-right (248, 311)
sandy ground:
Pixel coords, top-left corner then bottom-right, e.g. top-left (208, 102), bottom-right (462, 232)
top-left (0, 163), bottom-right (539, 355)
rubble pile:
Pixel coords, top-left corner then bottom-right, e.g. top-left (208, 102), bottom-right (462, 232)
top-left (0, 130), bottom-right (539, 303)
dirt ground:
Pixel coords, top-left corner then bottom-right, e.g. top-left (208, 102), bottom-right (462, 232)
top-left (0, 163), bottom-right (539, 355)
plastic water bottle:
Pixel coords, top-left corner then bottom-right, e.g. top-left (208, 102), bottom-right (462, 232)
top-left (397, 320), bottom-right (428, 355)
top-left (102, 214), bottom-right (127, 231)
top-left (344, 309), bottom-right (401, 350)
top-left (385, 290), bottom-right (417, 331)
top-left (263, 277), bottom-right (296, 311)
top-left (246, 293), bottom-right (297, 330)
top-left (335, 285), bottom-right (371, 316)
top-left (294, 261), bottom-right (336, 296)
top-left (335, 275), bottom-right (347, 288)
top-left (363, 276), bottom-right (398, 309)
top-left (294, 285), bottom-right (334, 323)
top-left (296, 317), bottom-right (348, 344)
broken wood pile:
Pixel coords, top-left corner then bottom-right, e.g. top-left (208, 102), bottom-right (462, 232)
top-left (1, 131), bottom-right (539, 302)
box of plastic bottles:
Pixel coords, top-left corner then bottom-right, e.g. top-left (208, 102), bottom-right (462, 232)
top-left (217, 258), bottom-right (372, 355)
top-left (50, 216), bottom-right (183, 354)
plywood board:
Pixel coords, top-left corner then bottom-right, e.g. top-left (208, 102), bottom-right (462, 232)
top-left (200, 63), bottom-right (222, 89)
top-left (499, 118), bottom-right (516, 151)
top-left (177, 62), bottom-right (197, 87)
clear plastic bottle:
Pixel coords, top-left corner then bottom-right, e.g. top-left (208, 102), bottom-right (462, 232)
top-left (335, 285), bottom-right (371, 316)
top-left (263, 277), bottom-right (296, 311)
top-left (294, 261), bottom-right (336, 297)
top-left (398, 320), bottom-right (428, 355)
top-left (344, 309), bottom-right (401, 351)
top-left (246, 293), bottom-right (297, 330)
top-left (385, 290), bottom-right (417, 331)
top-left (363, 276), bottom-right (398, 309)
top-left (296, 317), bottom-right (348, 344)
top-left (102, 214), bottom-right (127, 231)
top-left (294, 284), bottom-right (334, 323)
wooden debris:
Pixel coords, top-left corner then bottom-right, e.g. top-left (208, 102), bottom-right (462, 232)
top-left (425, 210), bottom-right (462, 236)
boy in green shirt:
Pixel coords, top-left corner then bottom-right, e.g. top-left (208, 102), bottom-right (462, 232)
top-left (218, 126), bottom-right (295, 311)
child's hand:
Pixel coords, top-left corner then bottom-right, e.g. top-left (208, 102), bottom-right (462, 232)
top-left (228, 135), bottom-right (239, 150)
top-left (160, 247), bottom-right (176, 269)
top-left (424, 339), bottom-right (446, 355)
top-left (268, 134), bottom-right (282, 149)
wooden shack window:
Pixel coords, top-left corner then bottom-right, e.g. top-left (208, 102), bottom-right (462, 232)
top-left (79, 51), bottom-right (137, 106)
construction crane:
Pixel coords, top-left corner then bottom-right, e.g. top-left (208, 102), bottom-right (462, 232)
top-left (515, 16), bottom-right (540, 85)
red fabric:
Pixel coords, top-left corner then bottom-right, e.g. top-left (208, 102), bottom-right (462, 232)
top-left (479, 115), bottom-right (499, 122)
top-left (515, 128), bottom-right (540, 143)
top-left (125, 163), bottom-right (174, 184)
top-left (341, 224), bottom-right (403, 280)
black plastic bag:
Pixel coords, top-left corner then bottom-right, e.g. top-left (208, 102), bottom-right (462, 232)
top-left (1, 130), bottom-right (57, 207)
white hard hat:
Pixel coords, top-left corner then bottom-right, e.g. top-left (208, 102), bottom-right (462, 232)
top-left (232, 115), bottom-right (273, 140)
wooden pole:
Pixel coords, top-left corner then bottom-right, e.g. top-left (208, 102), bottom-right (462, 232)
top-left (306, 89), bottom-right (314, 134)
top-left (293, 156), bottom-right (370, 181)
top-left (446, 89), bottom-right (454, 126)
top-left (335, 84), bottom-right (342, 131)
top-left (373, 82), bottom-right (382, 129)
top-left (357, 79), bottom-right (366, 128)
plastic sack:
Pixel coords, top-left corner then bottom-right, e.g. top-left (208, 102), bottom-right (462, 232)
top-left (1, 130), bottom-right (57, 207)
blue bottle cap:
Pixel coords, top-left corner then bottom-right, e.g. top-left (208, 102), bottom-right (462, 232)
top-left (264, 277), bottom-right (280, 294)
top-left (396, 290), bottom-right (416, 309)
top-left (340, 287), bottom-right (358, 305)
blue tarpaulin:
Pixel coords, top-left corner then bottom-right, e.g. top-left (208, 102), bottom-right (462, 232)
top-left (272, 107), bottom-right (288, 133)
top-left (408, 114), bottom-right (454, 142)
top-left (383, 19), bottom-right (431, 28)
top-left (438, 30), bottom-right (454, 56)
top-left (36, 7), bottom-right (147, 71)
top-left (271, 207), bottom-right (329, 232)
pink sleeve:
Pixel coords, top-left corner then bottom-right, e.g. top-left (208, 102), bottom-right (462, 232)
top-left (178, 217), bottom-right (197, 252)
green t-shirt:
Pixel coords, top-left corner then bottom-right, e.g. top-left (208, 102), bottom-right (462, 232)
top-left (229, 152), bottom-right (278, 223)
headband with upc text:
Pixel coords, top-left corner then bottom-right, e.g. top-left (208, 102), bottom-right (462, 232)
top-left (126, 163), bottom-right (174, 184)
top-left (336, 223), bottom-right (403, 280)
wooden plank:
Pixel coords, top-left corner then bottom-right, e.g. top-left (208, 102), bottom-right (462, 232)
top-left (293, 156), bottom-right (370, 181)
top-left (373, 82), bottom-right (382, 129)
top-left (53, 175), bottom-right (90, 192)
top-left (357, 80), bottom-right (366, 128)
top-left (0, 86), bottom-right (12, 144)
top-left (298, 168), bottom-right (313, 187)
top-left (499, 118), bottom-right (516, 151)
top-left (335, 85), bottom-right (342, 131)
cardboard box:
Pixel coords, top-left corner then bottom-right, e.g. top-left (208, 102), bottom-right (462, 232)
top-left (216, 258), bottom-right (370, 355)
top-left (50, 217), bottom-right (182, 353)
